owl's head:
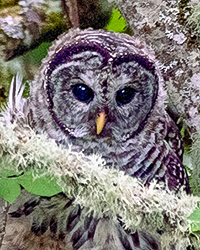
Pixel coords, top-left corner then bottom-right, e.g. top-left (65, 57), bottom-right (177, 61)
top-left (31, 29), bottom-right (165, 143)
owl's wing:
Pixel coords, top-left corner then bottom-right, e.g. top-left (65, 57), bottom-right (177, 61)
top-left (6, 190), bottom-right (161, 250)
top-left (162, 115), bottom-right (190, 194)
top-left (130, 114), bottom-right (190, 194)
top-left (165, 104), bottom-right (191, 192)
top-left (165, 117), bottom-right (184, 161)
top-left (165, 105), bottom-right (184, 161)
top-left (2, 190), bottom-right (73, 250)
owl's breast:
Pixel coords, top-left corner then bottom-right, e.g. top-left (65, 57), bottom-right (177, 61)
top-left (69, 133), bottom-right (187, 193)
top-left (70, 135), bottom-right (157, 173)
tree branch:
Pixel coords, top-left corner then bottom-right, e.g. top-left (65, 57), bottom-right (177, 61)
top-left (61, 0), bottom-right (80, 28)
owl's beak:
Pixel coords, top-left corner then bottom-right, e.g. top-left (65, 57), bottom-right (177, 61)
top-left (96, 112), bottom-right (106, 135)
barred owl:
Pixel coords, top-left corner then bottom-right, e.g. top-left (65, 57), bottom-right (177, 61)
top-left (5, 29), bottom-right (190, 250)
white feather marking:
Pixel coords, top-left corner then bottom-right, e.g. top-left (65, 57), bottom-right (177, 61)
top-left (0, 74), bottom-right (27, 125)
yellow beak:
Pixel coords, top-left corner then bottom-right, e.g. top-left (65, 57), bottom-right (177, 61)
top-left (96, 112), bottom-right (106, 135)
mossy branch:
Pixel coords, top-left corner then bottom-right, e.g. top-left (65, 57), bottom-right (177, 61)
top-left (0, 121), bottom-right (199, 249)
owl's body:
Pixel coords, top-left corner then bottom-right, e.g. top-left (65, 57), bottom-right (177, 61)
top-left (1, 29), bottom-right (190, 249)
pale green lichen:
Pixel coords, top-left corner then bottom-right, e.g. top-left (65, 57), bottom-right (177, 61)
top-left (0, 121), bottom-right (199, 249)
top-left (187, 2), bottom-right (200, 37)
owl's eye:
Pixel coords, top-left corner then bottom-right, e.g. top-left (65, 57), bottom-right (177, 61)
top-left (116, 87), bottom-right (136, 106)
top-left (72, 83), bottom-right (94, 104)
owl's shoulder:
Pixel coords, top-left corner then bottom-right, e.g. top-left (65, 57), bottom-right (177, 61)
top-left (165, 111), bottom-right (184, 161)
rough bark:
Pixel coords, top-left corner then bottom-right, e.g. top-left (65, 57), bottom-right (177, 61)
top-left (0, 0), bottom-right (67, 61)
top-left (61, 0), bottom-right (80, 28)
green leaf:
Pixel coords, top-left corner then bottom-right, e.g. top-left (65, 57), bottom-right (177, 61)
top-left (188, 206), bottom-right (200, 232)
top-left (0, 169), bottom-right (19, 178)
top-left (17, 171), bottom-right (62, 197)
top-left (23, 42), bottom-right (51, 65)
top-left (180, 125), bottom-right (185, 137)
top-left (0, 178), bottom-right (21, 203)
top-left (106, 9), bottom-right (126, 33)
top-left (0, 170), bottom-right (62, 203)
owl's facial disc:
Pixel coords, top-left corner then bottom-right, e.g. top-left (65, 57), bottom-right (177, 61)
top-left (47, 49), bottom-right (109, 138)
top-left (46, 44), bottom-right (158, 141)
